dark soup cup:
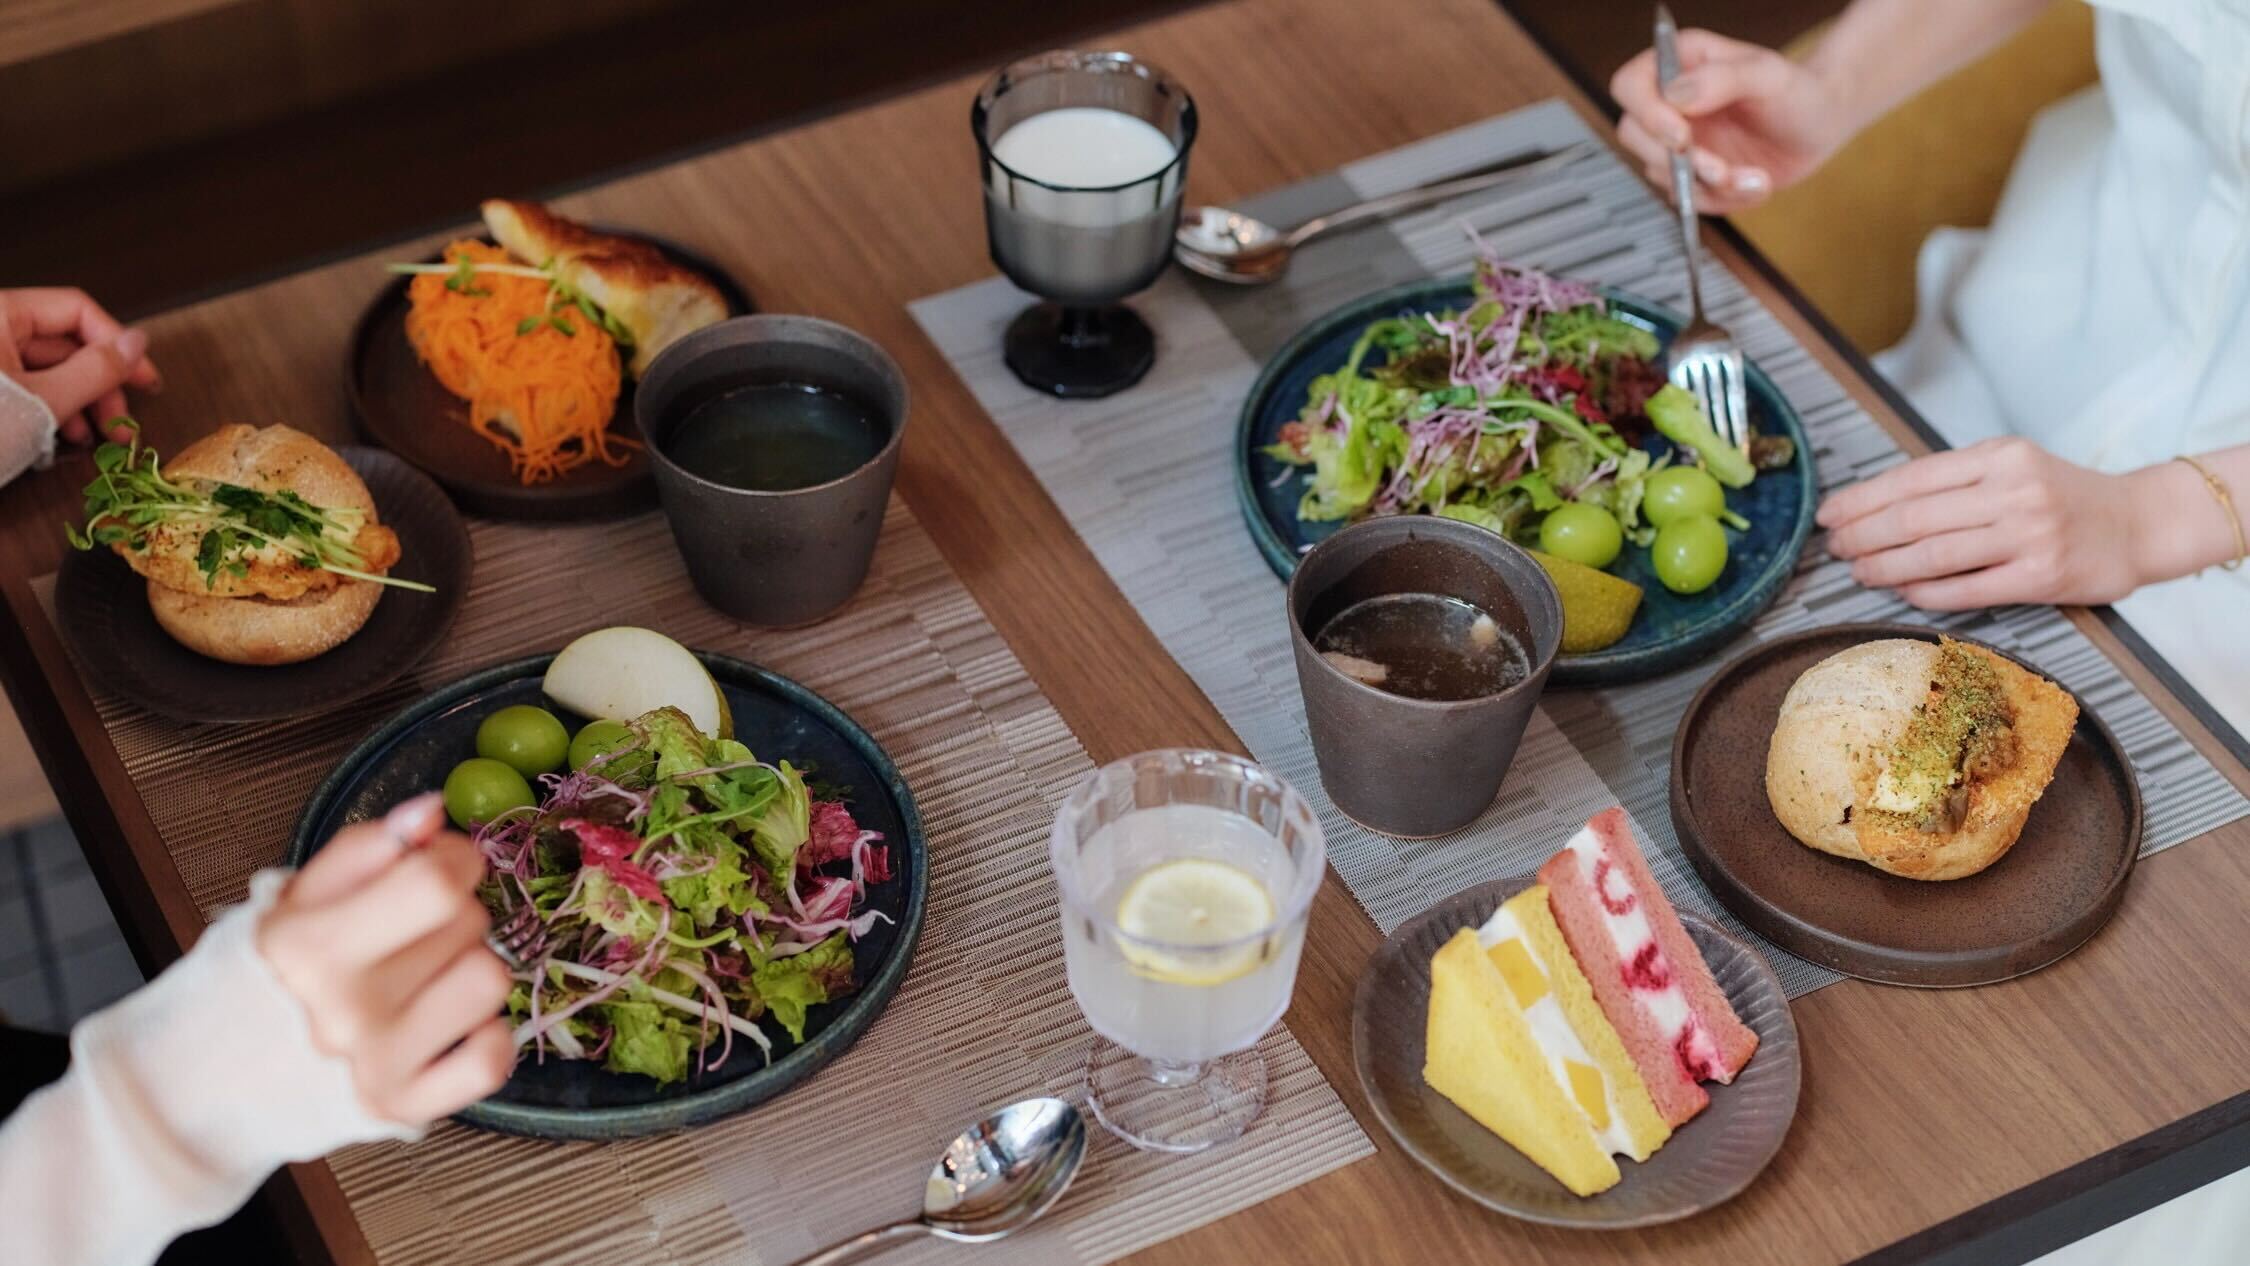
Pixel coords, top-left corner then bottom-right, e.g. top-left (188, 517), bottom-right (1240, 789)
top-left (636, 315), bottom-right (908, 627)
top-left (1287, 515), bottom-right (1561, 838)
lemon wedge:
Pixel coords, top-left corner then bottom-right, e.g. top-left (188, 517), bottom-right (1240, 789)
top-left (1114, 859), bottom-right (1276, 987)
top-left (1527, 548), bottom-right (1643, 654)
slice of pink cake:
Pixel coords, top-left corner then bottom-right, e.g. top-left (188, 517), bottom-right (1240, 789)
top-left (1537, 808), bottom-right (1759, 1128)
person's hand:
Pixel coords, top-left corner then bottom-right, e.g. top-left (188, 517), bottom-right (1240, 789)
top-left (257, 793), bottom-right (513, 1126)
top-left (1820, 437), bottom-right (2170, 609)
top-left (1610, 29), bottom-right (1857, 213)
top-left (0, 287), bottom-right (162, 446)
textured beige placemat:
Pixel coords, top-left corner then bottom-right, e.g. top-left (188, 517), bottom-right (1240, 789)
top-left (42, 503), bottom-right (1371, 1265)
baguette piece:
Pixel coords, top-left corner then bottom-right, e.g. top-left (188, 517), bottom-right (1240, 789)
top-left (480, 199), bottom-right (727, 377)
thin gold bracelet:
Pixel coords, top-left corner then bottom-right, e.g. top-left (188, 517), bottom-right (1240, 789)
top-left (2177, 455), bottom-right (2246, 572)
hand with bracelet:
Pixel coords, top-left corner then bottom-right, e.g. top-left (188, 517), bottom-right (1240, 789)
top-left (1820, 437), bottom-right (2248, 609)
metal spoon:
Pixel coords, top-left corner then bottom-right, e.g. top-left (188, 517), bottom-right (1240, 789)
top-left (1173, 141), bottom-right (1591, 285)
top-left (788, 1097), bottom-right (1089, 1266)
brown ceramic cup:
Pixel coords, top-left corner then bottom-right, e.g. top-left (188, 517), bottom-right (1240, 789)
top-left (1286, 516), bottom-right (1561, 838)
top-left (636, 315), bottom-right (907, 627)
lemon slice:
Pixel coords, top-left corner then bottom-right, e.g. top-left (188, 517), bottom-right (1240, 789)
top-left (1114, 859), bottom-right (1276, 987)
top-left (1526, 548), bottom-right (1644, 654)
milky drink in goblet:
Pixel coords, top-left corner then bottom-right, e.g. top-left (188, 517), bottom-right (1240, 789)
top-left (985, 105), bottom-right (1182, 304)
top-left (1059, 802), bottom-right (1307, 1065)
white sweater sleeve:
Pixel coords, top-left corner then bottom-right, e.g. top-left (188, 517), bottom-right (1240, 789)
top-left (0, 371), bottom-right (57, 486)
top-left (0, 871), bottom-right (420, 1266)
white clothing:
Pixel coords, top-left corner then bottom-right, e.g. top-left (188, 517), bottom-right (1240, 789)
top-left (0, 871), bottom-right (418, 1266)
top-left (1881, 5), bottom-right (2250, 1261)
top-left (1878, 0), bottom-right (2250, 736)
top-left (0, 370), bottom-right (58, 485)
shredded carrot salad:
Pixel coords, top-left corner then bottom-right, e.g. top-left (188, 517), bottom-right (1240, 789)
top-left (405, 240), bottom-right (631, 484)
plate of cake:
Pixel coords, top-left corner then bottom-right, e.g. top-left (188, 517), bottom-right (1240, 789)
top-left (1352, 809), bottom-right (1799, 1226)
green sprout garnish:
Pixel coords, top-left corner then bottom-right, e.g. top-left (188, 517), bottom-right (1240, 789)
top-left (386, 251), bottom-right (636, 348)
top-left (62, 420), bottom-right (435, 593)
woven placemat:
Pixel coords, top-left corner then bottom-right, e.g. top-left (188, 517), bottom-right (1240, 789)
top-left (910, 99), bottom-right (2250, 999)
top-left (41, 503), bottom-right (1371, 1265)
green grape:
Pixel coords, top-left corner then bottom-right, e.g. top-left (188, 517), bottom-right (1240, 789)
top-left (1652, 514), bottom-right (1729, 594)
top-left (475, 705), bottom-right (570, 777)
top-left (442, 758), bottom-right (536, 830)
top-left (1538, 502), bottom-right (1624, 569)
top-left (568, 719), bottom-right (636, 772)
top-left (1643, 466), bottom-right (1726, 527)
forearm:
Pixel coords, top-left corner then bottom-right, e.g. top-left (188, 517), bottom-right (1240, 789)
top-left (2124, 446), bottom-right (2250, 585)
top-left (1805, 0), bottom-right (2056, 135)
top-left (0, 872), bottom-right (413, 1266)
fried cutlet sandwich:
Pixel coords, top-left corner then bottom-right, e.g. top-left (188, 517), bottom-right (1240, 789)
top-left (86, 424), bottom-right (412, 665)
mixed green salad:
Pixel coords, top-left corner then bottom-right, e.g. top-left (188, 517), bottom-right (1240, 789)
top-left (1262, 233), bottom-right (1790, 603)
top-left (476, 706), bottom-right (891, 1085)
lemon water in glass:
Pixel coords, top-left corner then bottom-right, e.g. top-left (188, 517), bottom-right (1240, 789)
top-left (1051, 750), bottom-right (1324, 1152)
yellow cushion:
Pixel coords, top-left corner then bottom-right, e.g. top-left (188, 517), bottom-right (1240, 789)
top-left (1733, 2), bottom-right (2097, 351)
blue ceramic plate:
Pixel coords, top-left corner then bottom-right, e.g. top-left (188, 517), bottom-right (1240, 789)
top-left (1236, 277), bottom-right (1815, 686)
top-left (290, 651), bottom-right (925, 1140)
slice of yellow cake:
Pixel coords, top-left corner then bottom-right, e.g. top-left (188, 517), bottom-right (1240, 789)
top-left (1499, 885), bottom-right (1672, 1162)
top-left (1423, 886), bottom-right (1672, 1197)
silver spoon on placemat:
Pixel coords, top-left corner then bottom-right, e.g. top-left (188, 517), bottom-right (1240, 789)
top-left (789, 1097), bottom-right (1089, 1266)
top-left (1174, 142), bottom-right (1592, 285)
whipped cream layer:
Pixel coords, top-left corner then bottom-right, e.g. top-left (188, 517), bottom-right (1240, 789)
top-left (1476, 902), bottom-right (1635, 1157)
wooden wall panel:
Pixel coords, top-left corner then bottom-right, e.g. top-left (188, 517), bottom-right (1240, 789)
top-left (0, 0), bottom-right (680, 193)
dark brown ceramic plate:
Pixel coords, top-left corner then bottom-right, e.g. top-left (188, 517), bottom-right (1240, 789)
top-left (1353, 874), bottom-right (1800, 1228)
top-left (1670, 622), bottom-right (2141, 987)
top-left (347, 231), bottom-right (752, 520)
top-left (54, 448), bottom-right (471, 723)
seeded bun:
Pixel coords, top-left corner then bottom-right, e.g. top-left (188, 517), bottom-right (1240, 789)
top-left (149, 578), bottom-right (382, 666)
top-left (130, 424), bottom-right (396, 665)
top-left (165, 423), bottom-right (376, 516)
top-left (1765, 639), bottom-right (1932, 865)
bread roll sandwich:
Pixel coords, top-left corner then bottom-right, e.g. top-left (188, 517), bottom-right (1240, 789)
top-left (480, 199), bottom-right (727, 377)
top-left (1764, 637), bottom-right (2077, 880)
top-left (82, 424), bottom-right (414, 665)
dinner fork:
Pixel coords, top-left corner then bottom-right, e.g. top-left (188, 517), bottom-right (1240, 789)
top-left (1654, 4), bottom-right (1751, 458)
top-left (488, 903), bottom-right (551, 969)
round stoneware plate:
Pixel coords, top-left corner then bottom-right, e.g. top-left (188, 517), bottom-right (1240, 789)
top-left (348, 230), bottom-right (752, 520)
top-left (1353, 873), bottom-right (1800, 1228)
top-left (1237, 276), bottom-right (1814, 688)
top-left (1670, 622), bottom-right (2141, 987)
top-left (289, 651), bottom-right (926, 1140)
top-left (54, 447), bottom-right (469, 724)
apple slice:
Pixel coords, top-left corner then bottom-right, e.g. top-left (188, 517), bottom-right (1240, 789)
top-left (542, 627), bottom-right (733, 739)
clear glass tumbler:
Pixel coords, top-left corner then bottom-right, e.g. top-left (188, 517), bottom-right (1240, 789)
top-left (1050, 749), bottom-right (1324, 1152)
top-left (972, 50), bottom-right (1197, 399)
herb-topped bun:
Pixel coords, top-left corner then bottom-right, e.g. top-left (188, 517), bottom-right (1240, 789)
top-left (1764, 637), bottom-right (2078, 880)
top-left (92, 424), bottom-right (408, 665)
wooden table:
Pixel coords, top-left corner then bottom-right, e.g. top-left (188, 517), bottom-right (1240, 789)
top-left (4, 0), bottom-right (2245, 1261)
